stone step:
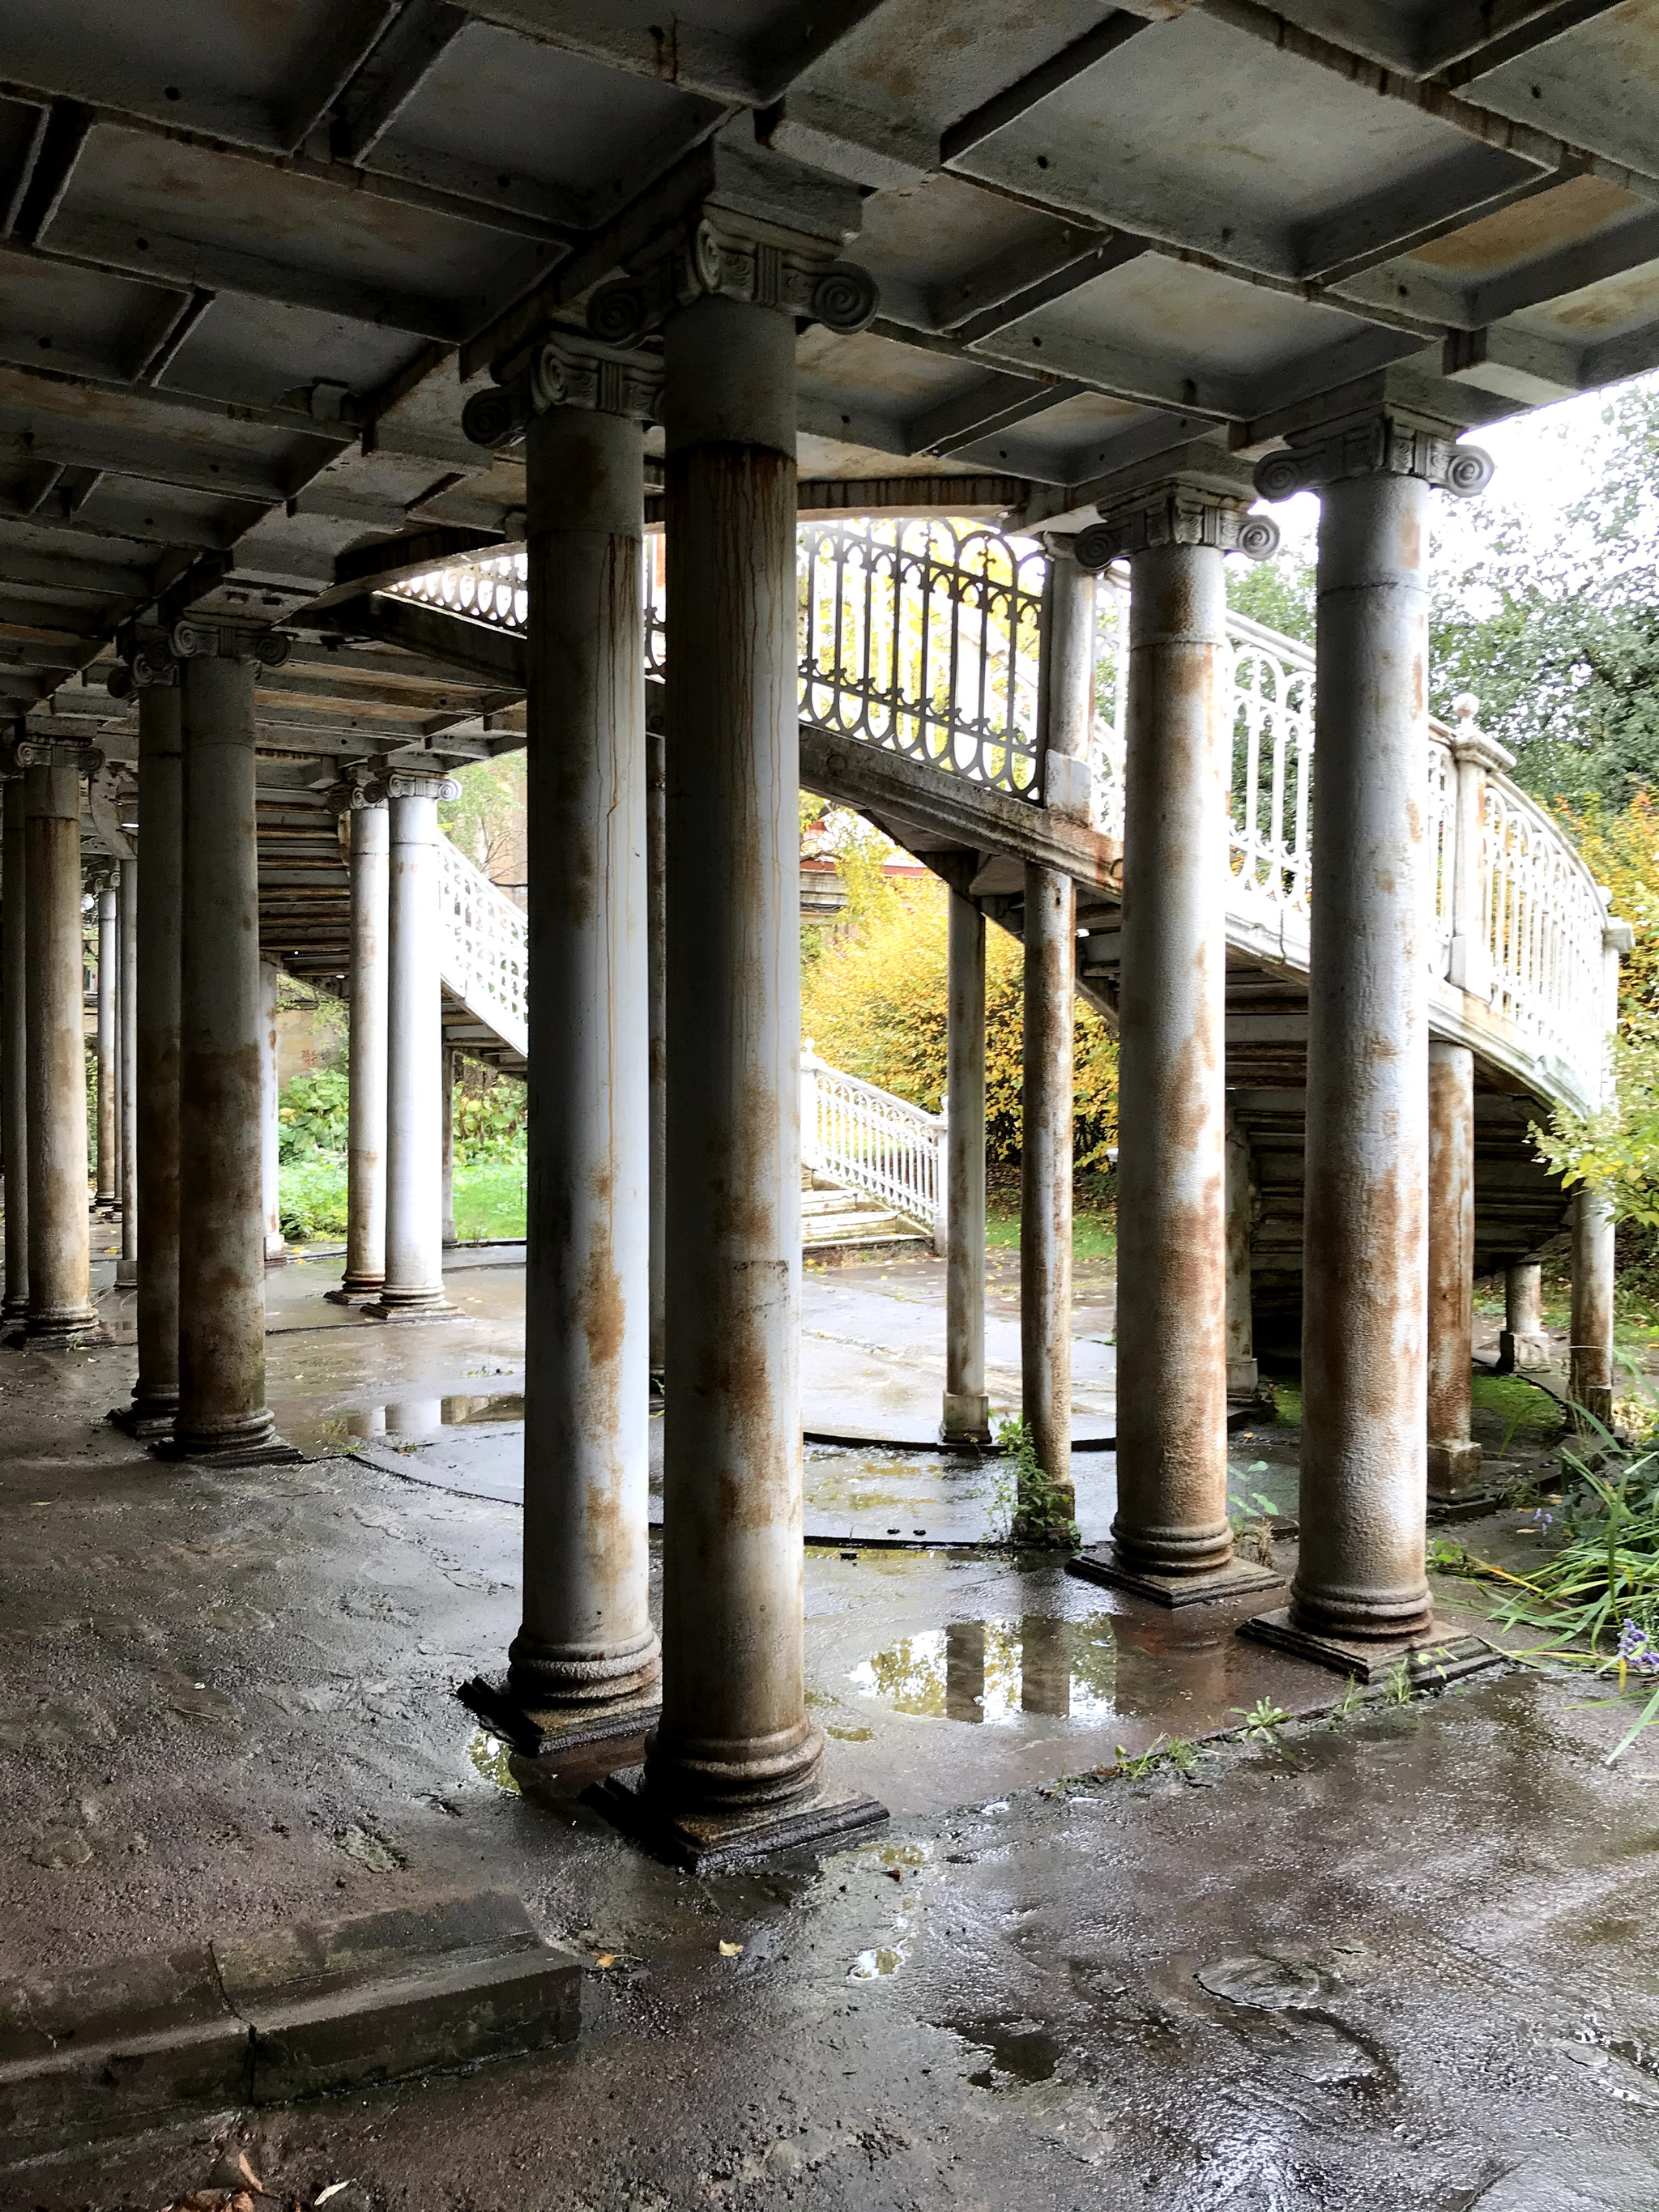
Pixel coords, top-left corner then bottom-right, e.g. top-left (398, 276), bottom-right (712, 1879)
top-left (803, 1208), bottom-right (915, 1243)
top-left (801, 1187), bottom-right (865, 1216)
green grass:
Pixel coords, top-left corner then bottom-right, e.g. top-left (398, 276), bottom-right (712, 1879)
top-left (451, 1158), bottom-right (526, 1239)
top-left (1471, 1370), bottom-right (1563, 1446)
top-left (279, 1153), bottom-right (527, 1243)
top-left (985, 1202), bottom-right (1117, 1263)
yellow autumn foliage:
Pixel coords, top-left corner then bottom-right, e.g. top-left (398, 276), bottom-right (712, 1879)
top-left (801, 868), bottom-right (1118, 1169)
top-left (1555, 792), bottom-right (1659, 1026)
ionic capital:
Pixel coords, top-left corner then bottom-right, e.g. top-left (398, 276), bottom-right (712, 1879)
top-left (325, 766), bottom-right (389, 816)
top-left (463, 335), bottom-right (663, 450)
top-left (0, 731), bottom-right (103, 778)
top-left (168, 620), bottom-right (292, 668)
top-left (1074, 488), bottom-right (1280, 572)
top-left (369, 771), bottom-right (460, 804)
top-left (105, 628), bottom-right (180, 698)
top-left (586, 207), bottom-right (878, 351)
top-left (1253, 411), bottom-right (1495, 503)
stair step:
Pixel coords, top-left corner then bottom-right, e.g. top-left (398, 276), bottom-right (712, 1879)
top-left (801, 1188), bottom-right (865, 1216)
top-left (803, 1209), bottom-right (912, 1242)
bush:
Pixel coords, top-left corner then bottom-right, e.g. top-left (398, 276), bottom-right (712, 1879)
top-left (278, 1066), bottom-right (350, 1161)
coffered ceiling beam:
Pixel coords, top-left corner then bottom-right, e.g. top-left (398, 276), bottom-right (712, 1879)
top-left (332, 0), bottom-right (471, 162)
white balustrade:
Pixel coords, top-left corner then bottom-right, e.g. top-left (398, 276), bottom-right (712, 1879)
top-left (803, 1047), bottom-right (943, 1234)
top-left (437, 833), bottom-right (527, 1061)
top-left (394, 522), bottom-right (1615, 1114)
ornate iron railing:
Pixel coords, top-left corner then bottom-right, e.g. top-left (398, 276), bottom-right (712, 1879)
top-left (394, 522), bottom-right (1615, 1109)
top-left (801, 1046), bottom-right (942, 1237)
top-left (437, 833), bottom-right (527, 1061)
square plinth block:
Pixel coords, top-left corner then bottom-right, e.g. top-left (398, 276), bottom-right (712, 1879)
top-left (107, 1404), bottom-right (177, 1440)
top-left (588, 1768), bottom-right (889, 1875)
top-left (1238, 1609), bottom-right (1503, 1686)
top-left (1067, 1547), bottom-right (1286, 1609)
top-left (151, 1435), bottom-right (305, 1468)
top-left (458, 1674), bottom-right (659, 1763)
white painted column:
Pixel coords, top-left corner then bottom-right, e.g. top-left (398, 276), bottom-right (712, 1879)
top-left (369, 771), bottom-right (456, 1318)
top-left (1500, 1263), bottom-right (1547, 1372)
top-left (441, 1046), bottom-right (456, 1247)
top-left (329, 791), bottom-right (389, 1302)
top-left (942, 885), bottom-right (989, 1443)
top-left (259, 959), bottom-right (286, 1262)
top-left (1020, 861), bottom-right (1075, 1521)
top-left (116, 855), bottom-right (138, 1285)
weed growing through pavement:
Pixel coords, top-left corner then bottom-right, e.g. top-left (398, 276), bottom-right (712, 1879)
top-left (993, 1414), bottom-right (1081, 1549)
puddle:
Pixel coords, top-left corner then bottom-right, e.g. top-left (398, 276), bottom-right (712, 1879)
top-left (467, 1728), bottom-right (522, 1794)
top-left (851, 1616), bottom-right (1120, 1723)
top-left (947, 2016), bottom-right (1062, 2088)
top-left (350, 1393), bottom-right (525, 1438)
top-left (849, 1940), bottom-right (908, 1980)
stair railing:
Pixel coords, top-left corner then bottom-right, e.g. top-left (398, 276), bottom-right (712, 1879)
top-left (801, 1043), bottom-right (944, 1246)
top-left (437, 833), bottom-right (528, 1061)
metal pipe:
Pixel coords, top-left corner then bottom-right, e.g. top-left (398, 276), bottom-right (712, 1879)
top-left (116, 856), bottom-right (138, 1286)
top-left (1427, 1039), bottom-right (1481, 1495)
top-left (23, 756), bottom-right (96, 1349)
top-left (128, 682), bottom-right (182, 1429)
top-left (259, 960), bottom-right (286, 1262)
top-left (94, 880), bottom-right (118, 1212)
top-left (649, 293), bottom-right (821, 1817)
top-left (510, 395), bottom-right (659, 1722)
top-left (1570, 1185), bottom-right (1615, 1430)
top-left (1499, 1261), bottom-right (1546, 1372)
top-left (1295, 471), bottom-right (1433, 1642)
top-left (1020, 860), bottom-right (1075, 1515)
top-left (2, 778), bottom-right (28, 1323)
top-left (331, 795), bottom-right (388, 1301)
top-left (1112, 539), bottom-right (1233, 1579)
top-left (373, 774), bottom-right (455, 1315)
top-left (174, 651), bottom-right (275, 1455)
top-left (943, 885), bottom-right (989, 1443)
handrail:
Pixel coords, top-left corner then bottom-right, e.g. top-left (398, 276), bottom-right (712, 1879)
top-left (437, 833), bottom-right (527, 1061)
top-left (801, 1045), bottom-right (943, 1240)
top-left (392, 522), bottom-right (1617, 1114)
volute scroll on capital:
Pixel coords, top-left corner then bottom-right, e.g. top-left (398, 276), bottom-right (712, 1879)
top-left (0, 731), bottom-right (104, 778)
top-left (1073, 492), bottom-right (1281, 573)
top-left (168, 620), bottom-right (292, 668)
top-left (585, 209), bottom-right (879, 352)
top-left (365, 770), bottom-right (461, 805)
top-left (463, 336), bottom-right (663, 450)
top-left (1252, 412), bottom-right (1495, 504)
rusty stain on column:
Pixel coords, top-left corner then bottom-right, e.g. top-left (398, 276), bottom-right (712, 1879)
top-left (1427, 1039), bottom-right (1482, 1496)
top-left (1111, 537), bottom-right (1234, 1583)
top-left (2, 777), bottom-right (27, 1323)
top-left (942, 884), bottom-right (989, 1443)
top-left (259, 959), bottom-right (286, 1263)
top-left (647, 720), bottom-right (667, 1382)
top-left (328, 792), bottom-right (389, 1302)
top-left (94, 878), bottom-right (118, 1213)
top-left (23, 754), bottom-right (96, 1349)
top-left (1225, 1102), bottom-right (1259, 1397)
top-left (1295, 470), bottom-right (1434, 1643)
top-left (173, 649), bottom-right (279, 1457)
top-left (1020, 859), bottom-right (1075, 1516)
top-left (510, 389), bottom-right (659, 1733)
top-left (1570, 1185), bottom-right (1615, 1430)
top-left (650, 292), bottom-right (823, 1821)
top-left (125, 680), bottom-right (182, 1431)
top-left (1499, 1261), bottom-right (1546, 1372)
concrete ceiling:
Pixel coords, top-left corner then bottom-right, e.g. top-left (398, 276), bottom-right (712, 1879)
top-left (1, 0), bottom-right (1655, 760)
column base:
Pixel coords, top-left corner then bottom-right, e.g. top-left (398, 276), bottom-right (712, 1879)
top-left (1068, 1546), bottom-right (1286, 1609)
top-left (155, 1412), bottom-right (303, 1467)
top-left (365, 1292), bottom-right (454, 1324)
top-left (23, 1309), bottom-right (101, 1351)
top-left (1226, 1356), bottom-right (1260, 1395)
top-left (587, 1765), bottom-right (889, 1875)
top-left (1497, 1330), bottom-right (1550, 1374)
top-left (113, 1259), bottom-right (139, 1288)
top-left (940, 1390), bottom-right (992, 1445)
top-left (1427, 1437), bottom-right (1483, 1498)
top-left (264, 1240), bottom-right (290, 1265)
top-left (458, 1674), bottom-right (662, 1762)
top-left (1573, 1387), bottom-right (1614, 1432)
top-left (108, 1396), bottom-right (179, 1440)
top-left (1238, 1607), bottom-right (1502, 1686)
top-left (325, 1276), bottom-right (385, 1306)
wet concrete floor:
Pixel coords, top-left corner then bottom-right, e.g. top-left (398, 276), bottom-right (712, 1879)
top-left (3, 1244), bottom-right (1654, 2206)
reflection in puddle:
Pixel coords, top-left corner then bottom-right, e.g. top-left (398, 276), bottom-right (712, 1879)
top-left (467, 1728), bottom-right (521, 1793)
top-left (347, 1392), bottom-right (524, 1439)
top-left (850, 1938), bottom-right (908, 1980)
top-left (851, 1617), bottom-right (1120, 1724)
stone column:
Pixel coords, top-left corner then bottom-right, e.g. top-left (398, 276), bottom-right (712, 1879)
top-left (2, 777), bottom-right (27, 1324)
top-left (1570, 1186), bottom-right (1615, 1430)
top-left (1247, 416), bottom-right (1494, 1664)
top-left (94, 877), bottom-right (119, 1214)
top-left (327, 790), bottom-right (389, 1302)
top-left (258, 960), bottom-right (286, 1262)
top-left (117, 856), bottom-right (138, 1285)
top-left (441, 1046), bottom-right (457, 1247)
top-left (1499, 1264), bottom-right (1547, 1372)
top-left (484, 347), bottom-right (662, 1744)
top-left (1020, 861), bottom-right (1075, 1524)
top-left (1427, 1040), bottom-right (1482, 1496)
top-left (616, 247), bottom-right (881, 1856)
top-left (1074, 477), bottom-right (1279, 1599)
top-left (1225, 1103), bottom-right (1259, 1397)
top-left (171, 628), bottom-right (292, 1460)
top-left (22, 746), bottom-right (98, 1349)
top-left (647, 721), bottom-right (667, 1382)
top-left (369, 771), bottom-right (456, 1319)
top-left (942, 885), bottom-right (989, 1443)
top-left (118, 668), bottom-right (183, 1433)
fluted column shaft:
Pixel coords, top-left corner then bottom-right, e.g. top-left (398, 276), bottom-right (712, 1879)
top-left (23, 756), bottom-right (96, 1348)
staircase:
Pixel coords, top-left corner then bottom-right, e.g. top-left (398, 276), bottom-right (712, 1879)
top-left (802, 1168), bottom-right (929, 1262)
